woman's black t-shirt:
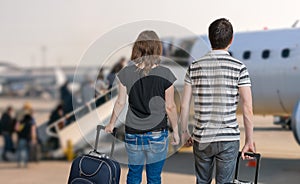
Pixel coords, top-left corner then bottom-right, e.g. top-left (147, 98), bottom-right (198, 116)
top-left (117, 64), bottom-right (176, 134)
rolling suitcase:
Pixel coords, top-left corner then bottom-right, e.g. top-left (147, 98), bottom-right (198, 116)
top-left (29, 143), bottom-right (41, 162)
top-left (226, 152), bottom-right (261, 184)
top-left (67, 125), bottom-right (121, 184)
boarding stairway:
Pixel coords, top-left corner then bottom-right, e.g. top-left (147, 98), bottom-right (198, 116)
top-left (39, 86), bottom-right (124, 158)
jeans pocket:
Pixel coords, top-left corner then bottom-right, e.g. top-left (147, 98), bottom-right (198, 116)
top-left (149, 136), bottom-right (167, 154)
top-left (125, 134), bottom-right (138, 151)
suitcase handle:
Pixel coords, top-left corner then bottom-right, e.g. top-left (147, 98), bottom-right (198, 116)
top-left (242, 152), bottom-right (261, 159)
top-left (93, 125), bottom-right (117, 158)
top-left (234, 152), bottom-right (261, 184)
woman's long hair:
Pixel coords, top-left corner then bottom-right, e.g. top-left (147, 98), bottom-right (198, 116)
top-left (131, 30), bottom-right (162, 75)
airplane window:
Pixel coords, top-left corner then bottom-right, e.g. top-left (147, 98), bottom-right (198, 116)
top-left (243, 51), bottom-right (251, 60)
top-left (281, 48), bottom-right (290, 58)
top-left (262, 49), bottom-right (270, 59)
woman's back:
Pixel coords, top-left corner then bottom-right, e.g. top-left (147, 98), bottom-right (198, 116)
top-left (117, 64), bottom-right (176, 133)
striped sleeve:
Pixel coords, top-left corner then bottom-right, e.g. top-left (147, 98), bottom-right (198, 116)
top-left (184, 66), bottom-right (192, 84)
top-left (238, 65), bottom-right (251, 87)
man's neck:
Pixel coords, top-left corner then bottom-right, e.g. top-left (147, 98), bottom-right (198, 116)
top-left (212, 45), bottom-right (230, 51)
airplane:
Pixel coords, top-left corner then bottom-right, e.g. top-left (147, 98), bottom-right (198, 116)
top-left (0, 61), bottom-right (98, 98)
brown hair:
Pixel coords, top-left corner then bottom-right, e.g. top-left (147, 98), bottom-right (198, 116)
top-left (131, 30), bottom-right (162, 75)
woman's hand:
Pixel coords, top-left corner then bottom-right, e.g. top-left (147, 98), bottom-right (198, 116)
top-left (181, 132), bottom-right (193, 147)
top-left (171, 131), bottom-right (180, 145)
top-left (105, 123), bottom-right (114, 133)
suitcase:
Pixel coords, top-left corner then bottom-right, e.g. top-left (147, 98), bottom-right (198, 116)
top-left (226, 152), bottom-right (261, 184)
top-left (29, 143), bottom-right (41, 162)
top-left (67, 125), bottom-right (121, 184)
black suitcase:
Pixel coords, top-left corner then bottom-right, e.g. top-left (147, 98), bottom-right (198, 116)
top-left (68, 125), bottom-right (121, 184)
top-left (29, 143), bottom-right (41, 162)
top-left (226, 152), bottom-right (261, 184)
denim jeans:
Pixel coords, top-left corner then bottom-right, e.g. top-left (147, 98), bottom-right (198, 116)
top-left (125, 129), bottom-right (168, 184)
top-left (17, 138), bottom-right (29, 167)
top-left (2, 132), bottom-right (14, 152)
top-left (193, 140), bottom-right (239, 184)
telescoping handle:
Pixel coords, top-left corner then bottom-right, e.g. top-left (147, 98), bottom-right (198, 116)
top-left (234, 152), bottom-right (261, 184)
top-left (94, 125), bottom-right (117, 158)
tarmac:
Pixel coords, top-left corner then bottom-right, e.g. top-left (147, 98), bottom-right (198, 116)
top-left (0, 97), bottom-right (300, 183)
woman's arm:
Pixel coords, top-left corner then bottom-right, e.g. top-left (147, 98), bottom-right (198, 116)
top-left (105, 81), bottom-right (127, 133)
top-left (180, 83), bottom-right (193, 146)
top-left (165, 85), bottom-right (180, 145)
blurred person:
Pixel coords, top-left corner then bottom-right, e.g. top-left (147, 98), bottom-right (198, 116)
top-left (60, 81), bottom-right (74, 114)
top-left (180, 18), bottom-right (255, 184)
top-left (81, 76), bottom-right (96, 106)
top-left (15, 102), bottom-right (33, 124)
top-left (107, 57), bottom-right (126, 89)
top-left (95, 70), bottom-right (108, 106)
top-left (1, 106), bottom-right (15, 161)
top-left (47, 104), bottom-right (65, 149)
top-left (48, 103), bottom-right (65, 128)
top-left (95, 68), bottom-right (108, 96)
top-left (105, 30), bottom-right (179, 184)
top-left (15, 113), bottom-right (37, 168)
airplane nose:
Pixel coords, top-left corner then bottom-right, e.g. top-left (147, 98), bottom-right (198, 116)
top-left (291, 100), bottom-right (300, 145)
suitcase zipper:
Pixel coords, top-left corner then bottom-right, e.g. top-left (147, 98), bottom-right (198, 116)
top-left (79, 156), bottom-right (113, 184)
top-left (105, 158), bottom-right (118, 184)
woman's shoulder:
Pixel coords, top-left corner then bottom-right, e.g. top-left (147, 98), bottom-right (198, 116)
top-left (121, 63), bottom-right (136, 72)
top-left (156, 65), bottom-right (173, 73)
top-left (156, 65), bottom-right (176, 78)
top-left (118, 64), bottom-right (134, 75)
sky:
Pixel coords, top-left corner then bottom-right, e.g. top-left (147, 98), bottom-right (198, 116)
top-left (1, 0), bottom-right (300, 67)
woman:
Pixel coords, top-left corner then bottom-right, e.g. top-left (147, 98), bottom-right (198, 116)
top-left (105, 30), bottom-right (179, 184)
top-left (15, 112), bottom-right (37, 167)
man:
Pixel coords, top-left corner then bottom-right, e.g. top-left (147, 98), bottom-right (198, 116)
top-left (1, 106), bottom-right (15, 161)
top-left (180, 18), bottom-right (255, 184)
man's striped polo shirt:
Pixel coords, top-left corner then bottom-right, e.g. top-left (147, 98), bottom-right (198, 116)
top-left (185, 50), bottom-right (251, 143)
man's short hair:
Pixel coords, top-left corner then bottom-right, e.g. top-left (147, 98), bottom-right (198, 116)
top-left (208, 18), bottom-right (233, 49)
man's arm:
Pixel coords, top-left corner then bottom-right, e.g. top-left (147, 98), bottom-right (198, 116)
top-left (239, 86), bottom-right (256, 159)
top-left (180, 83), bottom-right (192, 146)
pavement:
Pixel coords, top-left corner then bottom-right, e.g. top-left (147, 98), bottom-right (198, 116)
top-left (0, 115), bottom-right (300, 183)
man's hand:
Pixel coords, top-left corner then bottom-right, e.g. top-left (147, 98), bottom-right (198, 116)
top-left (181, 132), bottom-right (193, 146)
top-left (241, 141), bottom-right (256, 160)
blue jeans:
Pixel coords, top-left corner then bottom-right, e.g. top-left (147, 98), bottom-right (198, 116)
top-left (17, 139), bottom-right (29, 166)
top-left (193, 140), bottom-right (239, 184)
top-left (125, 130), bottom-right (168, 184)
top-left (2, 132), bottom-right (14, 152)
